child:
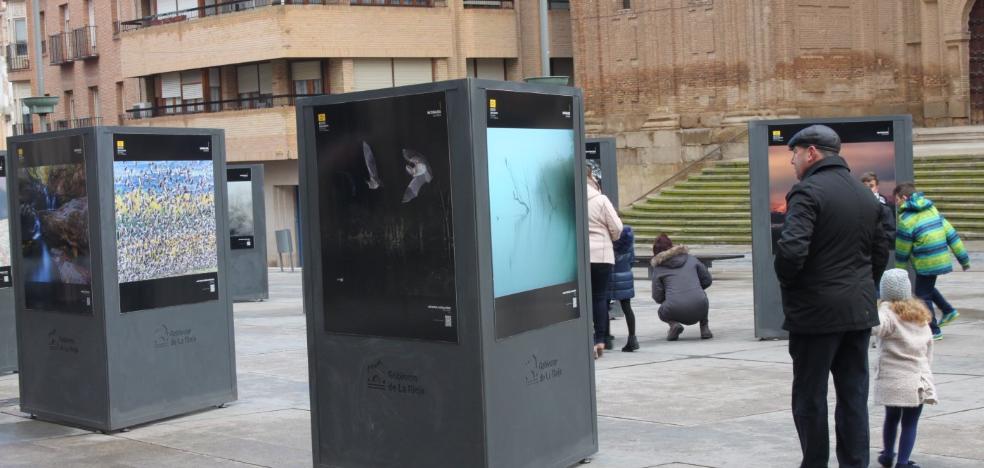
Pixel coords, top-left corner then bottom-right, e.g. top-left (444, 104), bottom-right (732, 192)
top-left (610, 225), bottom-right (638, 351)
top-left (874, 269), bottom-right (938, 468)
top-left (894, 182), bottom-right (971, 340)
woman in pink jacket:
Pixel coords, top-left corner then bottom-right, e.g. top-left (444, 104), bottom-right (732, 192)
top-left (586, 174), bottom-right (622, 358)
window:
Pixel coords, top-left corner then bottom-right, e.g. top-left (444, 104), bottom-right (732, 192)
top-left (64, 90), bottom-right (76, 121)
top-left (622, 0), bottom-right (630, 9)
top-left (116, 82), bottom-right (124, 121)
top-left (548, 0), bottom-right (569, 10)
top-left (549, 57), bottom-right (573, 84)
top-left (60, 4), bottom-right (70, 32)
top-left (39, 12), bottom-right (46, 55)
top-left (158, 70), bottom-right (205, 113)
top-left (89, 86), bottom-right (100, 118)
top-left (208, 67), bottom-right (221, 111)
top-left (13, 18), bottom-right (28, 55)
top-left (291, 61), bottom-right (323, 95)
top-left (467, 58), bottom-right (506, 80)
top-left (236, 62), bottom-right (273, 108)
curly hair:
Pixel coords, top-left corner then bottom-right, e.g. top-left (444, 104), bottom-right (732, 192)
top-left (883, 298), bottom-right (932, 324)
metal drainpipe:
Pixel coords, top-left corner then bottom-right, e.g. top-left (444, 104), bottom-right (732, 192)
top-left (539, 0), bottom-right (550, 76)
top-left (31, 0), bottom-right (47, 131)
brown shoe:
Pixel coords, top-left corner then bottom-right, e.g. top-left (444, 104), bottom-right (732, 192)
top-left (667, 323), bottom-right (684, 341)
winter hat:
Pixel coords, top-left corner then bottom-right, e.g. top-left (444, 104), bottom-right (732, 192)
top-left (652, 233), bottom-right (673, 256)
top-left (880, 268), bottom-right (912, 302)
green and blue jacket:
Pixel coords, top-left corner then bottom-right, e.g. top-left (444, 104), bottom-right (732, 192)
top-left (895, 192), bottom-right (970, 275)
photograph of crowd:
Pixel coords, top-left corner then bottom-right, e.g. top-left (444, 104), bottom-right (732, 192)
top-left (18, 163), bottom-right (91, 287)
top-left (114, 160), bottom-right (218, 284)
top-left (228, 178), bottom-right (254, 239)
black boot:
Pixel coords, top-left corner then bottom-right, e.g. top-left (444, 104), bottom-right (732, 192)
top-left (667, 322), bottom-right (684, 341)
top-left (895, 462), bottom-right (920, 468)
top-left (700, 319), bottom-right (713, 340)
top-left (622, 336), bottom-right (639, 352)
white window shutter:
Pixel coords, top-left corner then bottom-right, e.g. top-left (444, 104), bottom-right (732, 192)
top-left (353, 59), bottom-right (393, 91)
top-left (476, 58), bottom-right (505, 80)
top-left (393, 58), bottom-right (432, 87)
top-left (161, 72), bottom-right (182, 98)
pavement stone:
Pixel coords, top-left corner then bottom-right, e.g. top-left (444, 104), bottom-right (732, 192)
top-left (0, 245), bottom-right (981, 467)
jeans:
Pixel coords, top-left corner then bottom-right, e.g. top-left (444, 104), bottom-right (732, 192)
top-left (914, 274), bottom-right (954, 334)
top-left (789, 329), bottom-right (872, 468)
top-left (590, 263), bottom-right (613, 345)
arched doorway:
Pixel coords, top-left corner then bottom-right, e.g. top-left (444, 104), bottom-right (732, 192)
top-left (970, 0), bottom-right (984, 122)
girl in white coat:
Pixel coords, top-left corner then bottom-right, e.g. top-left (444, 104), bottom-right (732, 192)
top-left (874, 269), bottom-right (938, 468)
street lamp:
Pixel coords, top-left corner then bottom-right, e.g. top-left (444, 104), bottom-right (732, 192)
top-left (22, 95), bottom-right (59, 133)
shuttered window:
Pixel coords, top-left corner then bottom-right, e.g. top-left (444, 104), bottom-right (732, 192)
top-left (476, 58), bottom-right (505, 80)
top-left (353, 58), bottom-right (393, 91)
top-left (393, 59), bottom-right (432, 86)
top-left (237, 64), bottom-right (259, 94)
top-left (161, 72), bottom-right (182, 98)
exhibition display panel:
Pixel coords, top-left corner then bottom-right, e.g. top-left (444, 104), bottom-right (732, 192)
top-left (6, 127), bottom-right (237, 431)
top-left (0, 151), bottom-right (15, 373)
top-left (297, 79), bottom-right (597, 468)
top-left (747, 116), bottom-right (914, 339)
top-left (585, 136), bottom-right (619, 207)
top-left (227, 164), bottom-right (269, 301)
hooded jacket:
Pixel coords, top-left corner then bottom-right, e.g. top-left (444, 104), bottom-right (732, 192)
top-left (650, 245), bottom-right (712, 325)
top-left (895, 192), bottom-right (970, 276)
top-left (587, 183), bottom-right (622, 264)
top-left (773, 155), bottom-right (886, 334)
top-left (609, 225), bottom-right (636, 300)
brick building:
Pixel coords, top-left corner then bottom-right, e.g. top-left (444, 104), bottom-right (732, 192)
top-left (573, 0), bottom-right (984, 206)
top-left (3, 0), bottom-right (574, 265)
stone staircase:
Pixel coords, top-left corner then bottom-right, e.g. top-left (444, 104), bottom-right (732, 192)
top-left (621, 155), bottom-right (984, 246)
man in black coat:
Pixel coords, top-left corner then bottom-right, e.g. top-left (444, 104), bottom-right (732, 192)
top-left (774, 125), bottom-right (888, 468)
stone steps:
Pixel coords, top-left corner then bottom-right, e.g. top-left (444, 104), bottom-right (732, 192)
top-left (621, 153), bottom-right (984, 245)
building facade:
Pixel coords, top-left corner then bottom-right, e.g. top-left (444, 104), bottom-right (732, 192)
top-left (4, 0), bottom-right (573, 265)
top-left (573, 0), bottom-right (984, 206)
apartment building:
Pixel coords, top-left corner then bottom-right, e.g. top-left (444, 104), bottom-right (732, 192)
top-left (1, 0), bottom-right (35, 141)
top-left (116, 0), bottom-right (574, 265)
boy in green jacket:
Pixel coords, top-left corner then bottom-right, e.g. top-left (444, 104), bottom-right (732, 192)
top-left (894, 183), bottom-right (971, 340)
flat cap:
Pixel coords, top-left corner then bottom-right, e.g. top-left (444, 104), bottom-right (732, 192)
top-left (787, 124), bottom-right (841, 153)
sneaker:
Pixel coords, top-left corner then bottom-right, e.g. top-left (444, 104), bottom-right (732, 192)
top-left (667, 323), bottom-right (684, 341)
top-left (939, 310), bottom-right (960, 326)
top-left (622, 336), bottom-right (639, 352)
top-left (877, 451), bottom-right (894, 468)
top-left (932, 331), bottom-right (943, 341)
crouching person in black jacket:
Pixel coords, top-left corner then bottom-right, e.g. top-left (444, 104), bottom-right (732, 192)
top-left (774, 125), bottom-right (888, 468)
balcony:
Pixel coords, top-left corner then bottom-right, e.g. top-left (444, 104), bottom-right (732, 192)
top-left (72, 26), bottom-right (98, 59)
top-left (6, 44), bottom-right (29, 71)
top-left (124, 95), bottom-right (301, 162)
top-left (51, 117), bottom-right (104, 130)
top-left (119, 2), bottom-right (453, 77)
top-left (48, 33), bottom-right (73, 65)
top-left (462, 0), bottom-right (513, 8)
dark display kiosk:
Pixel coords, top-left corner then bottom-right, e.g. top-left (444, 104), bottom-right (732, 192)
top-left (585, 136), bottom-right (619, 207)
top-left (1, 151), bottom-right (15, 373)
top-left (748, 116), bottom-right (913, 339)
top-left (6, 127), bottom-right (237, 431)
top-left (297, 79), bottom-right (597, 468)
top-left (227, 164), bottom-right (269, 301)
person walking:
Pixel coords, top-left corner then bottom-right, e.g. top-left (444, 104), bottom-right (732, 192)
top-left (893, 183), bottom-right (971, 340)
top-left (649, 234), bottom-right (713, 341)
top-left (773, 125), bottom-right (888, 468)
top-left (873, 269), bottom-right (938, 468)
top-left (587, 173), bottom-right (622, 359)
top-left (610, 225), bottom-right (639, 351)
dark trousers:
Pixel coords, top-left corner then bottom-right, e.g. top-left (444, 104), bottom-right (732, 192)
top-left (883, 405), bottom-right (923, 465)
top-left (914, 274), bottom-right (954, 334)
top-left (789, 329), bottom-right (872, 468)
top-left (590, 263), bottom-right (613, 344)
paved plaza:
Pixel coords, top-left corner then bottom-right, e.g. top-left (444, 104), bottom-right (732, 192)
top-left (1, 245), bottom-right (983, 467)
